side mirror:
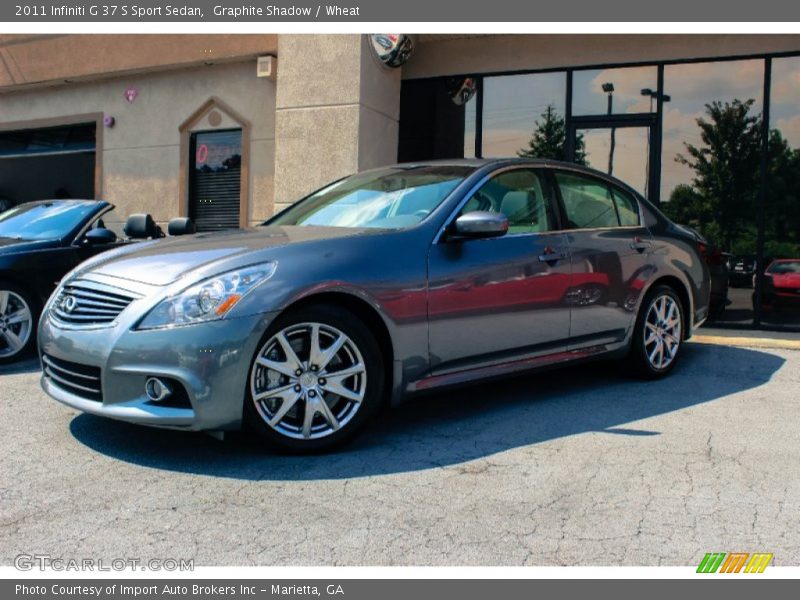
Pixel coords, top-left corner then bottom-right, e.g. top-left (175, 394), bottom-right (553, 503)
top-left (451, 211), bottom-right (508, 240)
top-left (84, 227), bottom-right (117, 245)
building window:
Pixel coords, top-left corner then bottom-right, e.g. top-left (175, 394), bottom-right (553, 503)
top-left (762, 57), bottom-right (800, 329)
top-left (481, 72), bottom-right (566, 158)
top-left (572, 66), bottom-right (658, 116)
top-left (398, 78), bottom-right (471, 162)
top-left (659, 59), bottom-right (765, 328)
top-left (189, 129), bottom-right (242, 232)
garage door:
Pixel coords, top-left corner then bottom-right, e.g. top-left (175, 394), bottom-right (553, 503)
top-left (0, 123), bottom-right (96, 210)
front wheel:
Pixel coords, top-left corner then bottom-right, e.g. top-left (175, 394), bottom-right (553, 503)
top-left (243, 305), bottom-right (385, 453)
top-left (626, 285), bottom-right (685, 378)
top-left (0, 284), bottom-right (38, 365)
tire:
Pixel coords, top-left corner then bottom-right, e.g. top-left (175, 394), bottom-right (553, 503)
top-left (0, 283), bottom-right (38, 365)
top-left (243, 304), bottom-right (385, 453)
top-left (625, 284), bottom-right (685, 379)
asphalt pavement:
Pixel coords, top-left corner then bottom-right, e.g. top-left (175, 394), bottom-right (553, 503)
top-left (1, 340), bottom-right (798, 566)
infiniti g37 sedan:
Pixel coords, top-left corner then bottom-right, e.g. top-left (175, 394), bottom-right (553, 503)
top-left (39, 160), bottom-right (710, 452)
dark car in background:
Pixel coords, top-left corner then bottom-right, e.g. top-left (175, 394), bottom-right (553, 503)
top-left (38, 159), bottom-right (711, 452)
top-left (729, 254), bottom-right (758, 287)
top-left (0, 200), bottom-right (194, 363)
top-left (0, 200), bottom-right (124, 363)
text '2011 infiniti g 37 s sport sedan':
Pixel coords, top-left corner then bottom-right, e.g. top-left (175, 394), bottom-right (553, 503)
top-left (39, 159), bottom-right (710, 452)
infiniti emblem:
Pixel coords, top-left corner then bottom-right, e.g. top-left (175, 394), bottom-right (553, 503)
top-left (61, 295), bottom-right (78, 313)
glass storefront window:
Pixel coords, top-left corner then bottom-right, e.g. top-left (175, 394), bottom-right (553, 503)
top-left (762, 57), bottom-right (800, 328)
top-left (660, 59), bottom-right (764, 327)
top-left (572, 66), bottom-right (657, 116)
top-left (481, 72), bottom-right (566, 158)
top-left (464, 97), bottom-right (476, 158)
top-left (578, 127), bottom-right (651, 197)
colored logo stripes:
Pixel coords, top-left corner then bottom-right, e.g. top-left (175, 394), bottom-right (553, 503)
top-left (697, 552), bottom-right (773, 573)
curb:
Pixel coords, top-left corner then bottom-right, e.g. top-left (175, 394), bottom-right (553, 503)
top-left (691, 335), bottom-right (800, 351)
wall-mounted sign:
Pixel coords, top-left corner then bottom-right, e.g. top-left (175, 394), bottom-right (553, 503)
top-left (369, 34), bottom-right (414, 69)
top-left (446, 77), bottom-right (478, 106)
top-left (196, 143), bottom-right (209, 165)
top-left (123, 86), bottom-right (139, 104)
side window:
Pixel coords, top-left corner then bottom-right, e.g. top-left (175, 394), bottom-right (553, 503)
top-left (555, 171), bottom-right (640, 229)
top-left (611, 188), bottom-right (640, 226)
top-left (459, 169), bottom-right (554, 234)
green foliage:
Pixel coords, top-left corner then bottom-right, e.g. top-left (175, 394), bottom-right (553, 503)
top-left (518, 105), bottom-right (586, 165)
top-left (665, 98), bottom-right (800, 258)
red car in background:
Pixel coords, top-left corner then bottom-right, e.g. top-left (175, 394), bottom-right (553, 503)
top-left (755, 259), bottom-right (800, 311)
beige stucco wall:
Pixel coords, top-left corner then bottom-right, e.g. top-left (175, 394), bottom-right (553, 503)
top-left (406, 34), bottom-right (800, 79)
top-left (273, 35), bottom-right (401, 210)
top-left (0, 60), bottom-right (275, 229)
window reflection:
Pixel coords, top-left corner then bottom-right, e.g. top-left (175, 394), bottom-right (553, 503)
top-left (660, 59), bottom-right (764, 327)
top-left (572, 66), bottom-right (657, 116)
top-left (762, 57), bottom-right (800, 327)
top-left (481, 73), bottom-right (566, 157)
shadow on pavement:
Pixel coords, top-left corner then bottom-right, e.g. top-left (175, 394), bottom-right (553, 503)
top-left (69, 343), bottom-right (785, 480)
top-left (0, 357), bottom-right (41, 376)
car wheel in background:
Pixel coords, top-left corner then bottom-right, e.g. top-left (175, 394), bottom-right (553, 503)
top-left (0, 283), bottom-right (38, 364)
top-left (626, 284), bottom-right (685, 379)
top-left (244, 305), bottom-right (385, 453)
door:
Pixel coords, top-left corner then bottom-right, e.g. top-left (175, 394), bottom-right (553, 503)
top-left (427, 168), bottom-right (572, 374)
top-left (189, 129), bottom-right (242, 231)
top-left (551, 169), bottom-right (654, 348)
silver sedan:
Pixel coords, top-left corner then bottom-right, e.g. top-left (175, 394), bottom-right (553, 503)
top-left (39, 160), bottom-right (710, 452)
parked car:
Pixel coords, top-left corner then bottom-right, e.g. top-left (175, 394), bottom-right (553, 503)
top-left (38, 160), bottom-right (710, 452)
top-left (676, 227), bottom-right (728, 319)
top-left (0, 200), bottom-right (194, 364)
top-left (729, 254), bottom-right (758, 287)
top-left (754, 258), bottom-right (800, 311)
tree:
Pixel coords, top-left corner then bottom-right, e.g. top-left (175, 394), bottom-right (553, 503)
top-left (674, 99), bottom-right (761, 250)
top-left (517, 105), bottom-right (586, 164)
top-left (666, 98), bottom-right (800, 257)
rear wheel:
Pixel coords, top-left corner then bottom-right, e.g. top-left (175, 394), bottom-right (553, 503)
top-left (244, 305), bottom-right (385, 453)
top-left (0, 284), bottom-right (37, 364)
top-left (626, 284), bottom-right (685, 378)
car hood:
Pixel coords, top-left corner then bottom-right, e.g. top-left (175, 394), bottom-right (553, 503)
top-left (0, 237), bottom-right (61, 254)
top-left (87, 226), bottom-right (373, 286)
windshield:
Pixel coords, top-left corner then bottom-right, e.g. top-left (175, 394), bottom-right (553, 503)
top-left (0, 201), bottom-right (98, 241)
top-left (768, 261), bottom-right (800, 274)
top-left (269, 165), bottom-right (473, 229)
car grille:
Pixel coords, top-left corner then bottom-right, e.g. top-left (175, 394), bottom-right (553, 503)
top-left (42, 354), bottom-right (102, 402)
top-left (51, 282), bottom-right (136, 326)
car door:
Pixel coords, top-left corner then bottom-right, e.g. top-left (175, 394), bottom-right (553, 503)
top-left (551, 169), bottom-right (654, 348)
top-left (427, 167), bottom-right (572, 375)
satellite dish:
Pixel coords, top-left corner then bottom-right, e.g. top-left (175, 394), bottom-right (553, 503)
top-left (369, 34), bottom-right (415, 68)
top-left (447, 77), bottom-right (478, 106)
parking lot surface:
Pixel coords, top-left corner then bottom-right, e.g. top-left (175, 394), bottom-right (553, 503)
top-left (1, 341), bottom-right (798, 566)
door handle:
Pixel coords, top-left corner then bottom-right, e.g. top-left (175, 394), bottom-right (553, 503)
top-left (630, 236), bottom-right (652, 253)
top-left (538, 247), bottom-right (567, 264)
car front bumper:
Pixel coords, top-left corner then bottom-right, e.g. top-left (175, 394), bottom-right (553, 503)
top-left (39, 307), bottom-right (279, 431)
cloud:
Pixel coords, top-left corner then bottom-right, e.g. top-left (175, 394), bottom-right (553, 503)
top-left (775, 115), bottom-right (800, 148)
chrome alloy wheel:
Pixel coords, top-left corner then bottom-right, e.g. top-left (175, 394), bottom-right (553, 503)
top-left (643, 294), bottom-right (682, 370)
top-left (0, 290), bottom-right (33, 359)
top-left (250, 322), bottom-right (367, 440)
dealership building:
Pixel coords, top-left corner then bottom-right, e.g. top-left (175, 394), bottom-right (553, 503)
top-left (1, 34), bottom-right (799, 329)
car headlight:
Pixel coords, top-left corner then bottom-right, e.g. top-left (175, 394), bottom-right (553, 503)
top-left (137, 263), bottom-right (276, 330)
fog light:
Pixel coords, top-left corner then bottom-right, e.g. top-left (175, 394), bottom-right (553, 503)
top-left (145, 377), bottom-right (173, 402)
